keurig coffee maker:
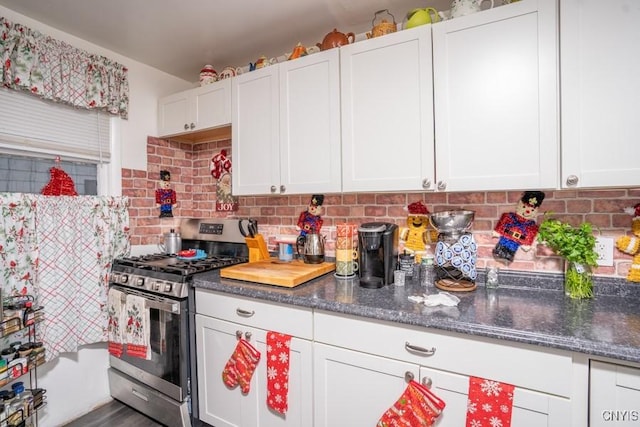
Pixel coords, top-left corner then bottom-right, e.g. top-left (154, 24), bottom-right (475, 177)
top-left (358, 222), bottom-right (398, 288)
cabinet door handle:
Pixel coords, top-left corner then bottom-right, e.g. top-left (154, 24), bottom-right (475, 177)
top-left (422, 376), bottom-right (433, 388)
top-left (236, 308), bottom-right (255, 317)
top-left (404, 371), bottom-right (415, 382)
top-left (183, 123), bottom-right (189, 130)
top-left (422, 179), bottom-right (431, 189)
top-left (405, 341), bottom-right (436, 356)
top-left (189, 122), bottom-right (196, 130)
top-left (270, 185), bottom-right (277, 193)
top-left (566, 175), bottom-right (579, 187)
top-left (436, 181), bottom-right (447, 191)
top-left (280, 185), bottom-right (286, 193)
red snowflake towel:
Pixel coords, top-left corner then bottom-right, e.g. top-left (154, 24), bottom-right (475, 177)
top-left (266, 331), bottom-right (292, 414)
top-left (466, 376), bottom-right (514, 427)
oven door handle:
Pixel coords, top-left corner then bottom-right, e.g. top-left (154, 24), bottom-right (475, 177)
top-left (112, 285), bottom-right (180, 314)
top-left (146, 299), bottom-right (180, 314)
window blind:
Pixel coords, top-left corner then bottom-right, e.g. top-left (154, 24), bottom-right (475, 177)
top-left (0, 87), bottom-right (111, 162)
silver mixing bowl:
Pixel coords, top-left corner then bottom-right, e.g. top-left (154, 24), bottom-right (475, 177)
top-left (429, 210), bottom-right (475, 233)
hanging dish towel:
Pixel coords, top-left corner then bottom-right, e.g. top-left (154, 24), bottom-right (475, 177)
top-left (466, 376), bottom-right (514, 427)
top-left (107, 288), bottom-right (125, 357)
top-left (266, 331), bottom-right (292, 414)
top-left (377, 380), bottom-right (446, 427)
top-left (125, 294), bottom-right (151, 360)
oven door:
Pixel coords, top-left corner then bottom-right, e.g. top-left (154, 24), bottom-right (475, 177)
top-left (109, 284), bottom-right (190, 402)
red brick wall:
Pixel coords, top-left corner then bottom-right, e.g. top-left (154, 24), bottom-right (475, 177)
top-left (122, 137), bottom-right (640, 281)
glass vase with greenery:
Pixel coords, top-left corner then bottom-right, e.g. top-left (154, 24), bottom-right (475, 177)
top-left (537, 215), bottom-right (598, 299)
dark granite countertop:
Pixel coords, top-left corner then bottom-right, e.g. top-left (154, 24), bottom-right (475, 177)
top-left (193, 268), bottom-right (640, 365)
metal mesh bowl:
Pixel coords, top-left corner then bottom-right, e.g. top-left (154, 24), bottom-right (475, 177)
top-left (429, 210), bottom-right (475, 233)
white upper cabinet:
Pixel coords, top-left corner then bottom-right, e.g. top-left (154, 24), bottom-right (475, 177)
top-left (232, 50), bottom-right (341, 196)
top-left (158, 79), bottom-right (231, 137)
top-left (340, 26), bottom-right (435, 192)
top-left (560, 0), bottom-right (640, 188)
top-left (232, 66), bottom-right (281, 195)
top-left (279, 49), bottom-right (342, 194)
top-left (433, 0), bottom-right (559, 192)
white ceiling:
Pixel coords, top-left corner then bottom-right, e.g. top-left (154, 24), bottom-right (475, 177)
top-left (0, 0), bottom-right (453, 83)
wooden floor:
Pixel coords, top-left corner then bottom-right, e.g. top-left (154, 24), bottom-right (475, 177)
top-left (62, 399), bottom-right (164, 427)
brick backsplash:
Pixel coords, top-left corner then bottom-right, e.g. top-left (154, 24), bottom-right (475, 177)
top-left (122, 136), bottom-right (640, 282)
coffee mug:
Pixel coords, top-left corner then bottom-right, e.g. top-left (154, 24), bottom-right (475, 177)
top-left (336, 236), bottom-right (356, 250)
top-left (336, 260), bottom-right (358, 276)
top-left (337, 223), bottom-right (358, 238)
top-left (336, 249), bottom-right (358, 262)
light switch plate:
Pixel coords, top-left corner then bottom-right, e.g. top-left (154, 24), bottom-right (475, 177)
top-left (595, 236), bottom-right (614, 267)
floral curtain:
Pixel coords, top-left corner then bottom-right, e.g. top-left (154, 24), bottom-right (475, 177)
top-left (0, 193), bottom-right (130, 361)
top-left (0, 17), bottom-right (129, 119)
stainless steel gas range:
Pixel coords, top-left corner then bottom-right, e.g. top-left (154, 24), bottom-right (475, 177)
top-left (108, 218), bottom-right (249, 427)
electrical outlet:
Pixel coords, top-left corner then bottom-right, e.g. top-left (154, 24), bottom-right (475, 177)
top-left (595, 236), bottom-right (614, 267)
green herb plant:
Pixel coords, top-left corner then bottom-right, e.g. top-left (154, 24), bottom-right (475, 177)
top-left (537, 214), bottom-right (598, 299)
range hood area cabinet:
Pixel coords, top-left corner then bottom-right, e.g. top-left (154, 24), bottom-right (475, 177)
top-left (157, 78), bottom-right (232, 142)
top-left (231, 49), bottom-right (342, 196)
top-left (560, 0), bottom-right (640, 189)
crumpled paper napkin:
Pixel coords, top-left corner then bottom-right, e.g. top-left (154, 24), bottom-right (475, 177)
top-left (408, 292), bottom-right (460, 307)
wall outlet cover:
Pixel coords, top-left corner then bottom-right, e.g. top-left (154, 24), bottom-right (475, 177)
top-left (595, 236), bottom-right (614, 267)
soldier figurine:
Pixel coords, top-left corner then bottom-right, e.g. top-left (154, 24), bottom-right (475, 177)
top-left (155, 170), bottom-right (177, 218)
top-left (493, 191), bottom-right (545, 263)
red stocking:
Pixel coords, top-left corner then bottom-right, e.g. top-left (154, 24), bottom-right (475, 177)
top-left (236, 339), bottom-right (261, 393)
top-left (222, 340), bottom-right (242, 389)
top-left (377, 380), bottom-right (446, 427)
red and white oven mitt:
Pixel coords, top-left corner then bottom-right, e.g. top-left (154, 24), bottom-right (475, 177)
top-left (222, 338), bottom-right (261, 394)
top-left (465, 376), bottom-right (514, 427)
top-left (377, 380), bottom-right (446, 427)
top-left (266, 332), bottom-right (292, 414)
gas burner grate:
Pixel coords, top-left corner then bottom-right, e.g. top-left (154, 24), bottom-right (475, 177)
top-left (114, 254), bottom-right (248, 276)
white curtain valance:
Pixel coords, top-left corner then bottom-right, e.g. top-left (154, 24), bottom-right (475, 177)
top-left (0, 16), bottom-right (129, 119)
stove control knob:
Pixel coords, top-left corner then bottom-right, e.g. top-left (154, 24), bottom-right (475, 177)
top-left (119, 275), bottom-right (129, 284)
top-left (153, 282), bottom-right (161, 291)
top-left (164, 283), bottom-right (173, 293)
top-left (135, 277), bottom-right (145, 286)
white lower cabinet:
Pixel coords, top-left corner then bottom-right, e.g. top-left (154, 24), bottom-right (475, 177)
top-left (194, 290), bottom-right (313, 427)
top-left (590, 360), bottom-right (640, 426)
top-left (314, 343), bottom-right (418, 427)
top-left (421, 367), bottom-right (571, 427)
top-left (314, 310), bottom-right (573, 427)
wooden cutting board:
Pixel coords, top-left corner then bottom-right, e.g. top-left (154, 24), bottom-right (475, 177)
top-left (220, 258), bottom-right (335, 287)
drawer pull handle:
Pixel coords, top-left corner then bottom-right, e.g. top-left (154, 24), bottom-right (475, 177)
top-left (131, 388), bottom-right (149, 402)
top-left (236, 308), bottom-right (255, 317)
top-left (245, 331), bottom-right (252, 341)
top-left (236, 330), bottom-right (243, 339)
top-left (404, 371), bottom-right (415, 383)
top-left (422, 376), bottom-right (433, 388)
top-left (405, 341), bottom-right (436, 356)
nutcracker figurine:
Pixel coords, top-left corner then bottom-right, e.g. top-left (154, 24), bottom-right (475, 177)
top-left (493, 191), bottom-right (545, 263)
top-left (155, 170), bottom-right (177, 218)
top-left (297, 194), bottom-right (324, 238)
